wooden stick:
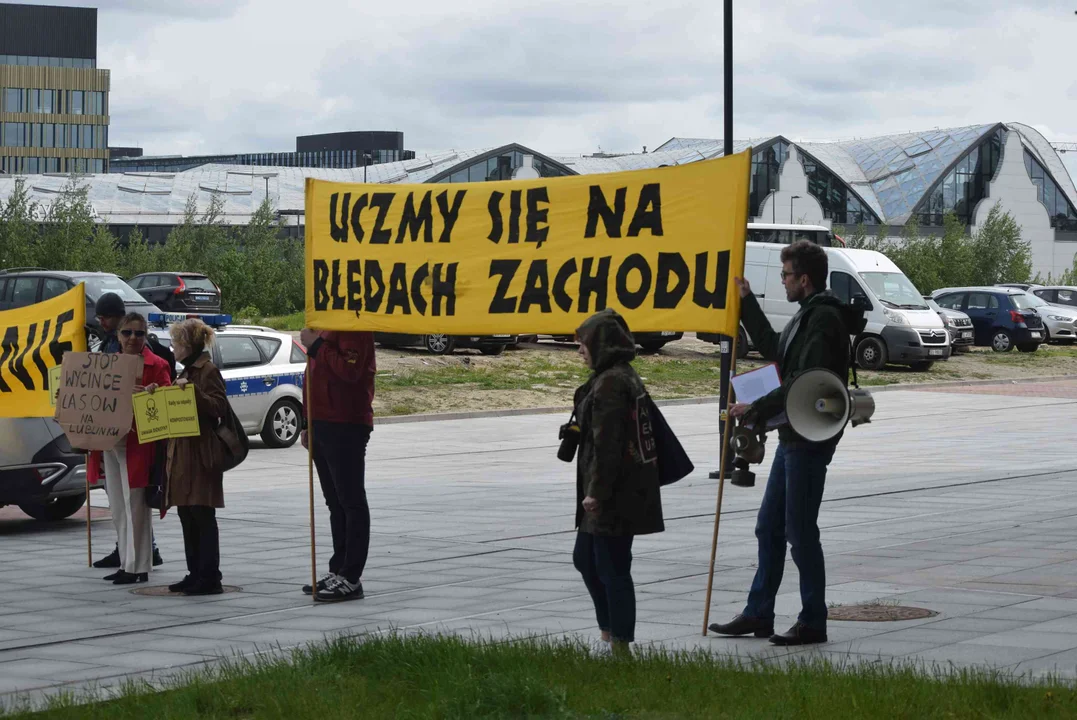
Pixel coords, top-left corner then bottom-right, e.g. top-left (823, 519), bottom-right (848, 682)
top-left (307, 358), bottom-right (318, 603)
top-left (86, 469), bottom-right (92, 567)
top-left (702, 327), bottom-right (740, 636)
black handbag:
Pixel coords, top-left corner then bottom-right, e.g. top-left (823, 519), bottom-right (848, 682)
top-left (145, 441), bottom-right (167, 510)
top-left (644, 396), bottom-right (694, 486)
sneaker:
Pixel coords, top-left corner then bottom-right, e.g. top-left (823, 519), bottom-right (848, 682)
top-left (168, 575), bottom-right (196, 593)
top-left (315, 576), bottom-right (364, 602)
top-left (152, 548), bottom-right (164, 567)
top-left (302, 573), bottom-right (338, 596)
top-left (93, 548), bottom-right (121, 569)
top-left (590, 640), bottom-right (612, 658)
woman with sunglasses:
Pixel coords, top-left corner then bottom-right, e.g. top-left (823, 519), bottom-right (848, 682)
top-left (87, 312), bottom-right (172, 584)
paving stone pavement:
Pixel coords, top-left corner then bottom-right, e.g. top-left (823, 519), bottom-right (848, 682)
top-left (3, 381), bottom-right (1077, 707)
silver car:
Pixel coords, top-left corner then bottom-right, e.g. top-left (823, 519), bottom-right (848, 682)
top-left (1033, 286), bottom-right (1077, 312)
top-left (1004, 288), bottom-right (1077, 345)
top-left (923, 296), bottom-right (974, 350)
top-left (0, 417), bottom-right (89, 520)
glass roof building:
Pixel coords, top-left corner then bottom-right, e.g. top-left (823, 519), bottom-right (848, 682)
top-left (0, 122), bottom-right (1074, 275)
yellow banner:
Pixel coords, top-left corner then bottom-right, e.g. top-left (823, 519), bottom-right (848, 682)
top-left (132, 385), bottom-right (200, 444)
top-left (0, 284), bottom-right (87, 418)
top-left (305, 152), bottom-right (750, 335)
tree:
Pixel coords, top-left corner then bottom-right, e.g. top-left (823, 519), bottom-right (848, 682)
top-left (969, 202), bottom-right (1032, 286)
top-left (0, 179), bottom-right (39, 269)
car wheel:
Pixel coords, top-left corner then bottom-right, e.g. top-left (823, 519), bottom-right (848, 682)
top-left (639, 340), bottom-right (667, 353)
top-left (909, 361), bottom-right (934, 372)
top-left (1017, 343), bottom-right (1040, 353)
top-left (423, 334), bottom-right (456, 355)
top-left (991, 330), bottom-right (1014, 352)
top-left (855, 336), bottom-right (887, 370)
top-left (479, 345), bottom-right (505, 356)
top-left (261, 399), bottom-right (301, 448)
top-left (19, 495), bottom-right (85, 521)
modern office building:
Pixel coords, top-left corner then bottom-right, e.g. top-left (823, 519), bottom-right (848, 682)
top-left (109, 131), bottom-right (413, 173)
top-left (0, 3), bottom-right (110, 174)
top-left (2, 122), bottom-right (1075, 277)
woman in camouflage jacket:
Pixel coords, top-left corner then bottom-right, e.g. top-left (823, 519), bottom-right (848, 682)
top-left (572, 308), bottom-right (665, 657)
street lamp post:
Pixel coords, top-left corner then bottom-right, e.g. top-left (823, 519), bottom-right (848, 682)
top-left (790, 195), bottom-right (802, 224)
top-left (363, 152), bottom-right (372, 183)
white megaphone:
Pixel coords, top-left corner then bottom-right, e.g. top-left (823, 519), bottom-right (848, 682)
top-left (784, 369), bottom-right (876, 443)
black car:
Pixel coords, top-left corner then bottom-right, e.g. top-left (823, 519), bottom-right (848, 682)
top-left (0, 269), bottom-right (161, 348)
top-left (129, 272), bottom-right (222, 313)
top-left (375, 333), bottom-right (518, 356)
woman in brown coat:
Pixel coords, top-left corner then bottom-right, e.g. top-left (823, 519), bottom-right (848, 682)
top-left (165, 318), bottom-right (230, 596)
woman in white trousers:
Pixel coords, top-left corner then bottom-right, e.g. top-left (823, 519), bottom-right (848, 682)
top-left (87, 312), bottom-right (173, 584)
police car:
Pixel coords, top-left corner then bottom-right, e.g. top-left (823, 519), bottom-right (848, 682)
top-left (151, 314), bottom-right (306, 449)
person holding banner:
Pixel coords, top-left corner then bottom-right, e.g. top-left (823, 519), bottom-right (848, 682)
top-left (299, 328), bottom-right (376, 603)
top-left (165, 319), bottom-right (231, 596)
top-left (570, 309), bottom-right (664, 658)
top-left (708, 241), bottom-right (851, 646)
top-left (86, 312), bottom-right (172, 585)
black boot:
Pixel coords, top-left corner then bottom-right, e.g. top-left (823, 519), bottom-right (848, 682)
top-left (168, 575), bottom-right (196, 593)
top-left (153, 547), bottom-right (164, 567)
top-left (112, 571), bottom-right (149, 585)
top-left (102, 570), bottom-right (123, 581)
top-left (708, 614), bottom-right (774, 638)
top-left (93, 547), bottom-right (121, 569)
top-left (769, 622), bottom-right (827, 646)
top-left (183, 579), bottom-right (223, 596)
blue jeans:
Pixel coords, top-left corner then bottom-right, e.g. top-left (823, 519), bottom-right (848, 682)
top-left (573, 532), bottom-right (635, 642)
top-left (744, 440), bottom-right (836, 631)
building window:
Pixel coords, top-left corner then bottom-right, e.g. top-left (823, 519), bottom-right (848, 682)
top-left (3, 87), bottom-right (21, 112)
top-left (3, 122), bottom-right (25, 147)
top-left (915, 128), bottom-right (1004, 226)
top-left (1025, 150), bottom-right (1077, 232)
top-left (69, 91), bottom-right (84, 115)
top-left (749, 142), bottom-right (790, 218)
top-left (801, 152), bottom-right (881, 225)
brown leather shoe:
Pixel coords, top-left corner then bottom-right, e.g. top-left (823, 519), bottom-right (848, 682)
top-left (769, 622), bottom-right (827, 646)
top-left (708, 614), bottom-right (774, 638)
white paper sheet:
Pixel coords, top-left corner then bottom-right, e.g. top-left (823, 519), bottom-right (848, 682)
top-left (730, 363), bottom-right (781, 405)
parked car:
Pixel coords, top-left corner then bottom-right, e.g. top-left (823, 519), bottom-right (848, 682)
top-left (1033, 286), bottom-right (1077, 311)
top-left (998, 288), bottom-right (1077, 345)
top-left (997, 283), bottom-right (1043, 292)
top-left (374, 332), bottom-right (517, 356)
top-left (129, 272), bottom-right (222, 313)
top-left (697, 327), bottom-right (753, 359)
top-left (539, 331), bottom-right (685, 353)
top-left (0, 417), bottom-right (89, 520)
top-left (154, 322), bottom-right (306, 448)
top-left (923, 296), bottom-right (974, 351)
top-left (932, 287), bottom-right (1045, 352)
top-left (0, 269), bottom-right (161, 350)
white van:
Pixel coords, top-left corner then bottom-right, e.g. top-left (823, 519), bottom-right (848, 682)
top-left (741, 242), bottom-right (950, 370)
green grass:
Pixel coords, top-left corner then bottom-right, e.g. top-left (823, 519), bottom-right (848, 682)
top-left (250, 311), bottom-right (304, 332)
top-left (8, 634), bottom-right (1077, 719)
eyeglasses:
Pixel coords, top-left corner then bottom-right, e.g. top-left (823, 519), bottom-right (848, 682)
top-left (780, 270), bottom-right (801, 281)
top-left (120, 329), bottom-right (146, 338)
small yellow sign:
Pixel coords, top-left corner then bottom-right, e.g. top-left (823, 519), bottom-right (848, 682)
top-left (47, 366), bottom-right (61, 408)
top-left (133, 385), bottom-right (201, 443)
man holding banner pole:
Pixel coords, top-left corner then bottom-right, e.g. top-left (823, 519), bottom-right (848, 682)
top-left (299, 328), bottom-right (376, 602)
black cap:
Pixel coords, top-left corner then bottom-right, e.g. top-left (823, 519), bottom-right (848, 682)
top-left (94, 292), bottom-right (125, 318)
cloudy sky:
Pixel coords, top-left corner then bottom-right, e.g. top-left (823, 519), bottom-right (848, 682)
top-left (64, 0), bottom-right (1077, 169)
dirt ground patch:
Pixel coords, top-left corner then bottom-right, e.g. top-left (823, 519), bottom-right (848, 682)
top-left (357, 335), bottom-right (1077, 417)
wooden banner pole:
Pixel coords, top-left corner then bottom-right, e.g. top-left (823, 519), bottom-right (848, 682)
top-left (307, 360), bottom-right (318, 603)
top-left (86, 471), bottom-right (92, 567)
top-left (702, 320), bottom-right (740, 636)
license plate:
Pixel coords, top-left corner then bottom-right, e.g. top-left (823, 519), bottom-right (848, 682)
top-left (929, 348), bottom-right (944, 356)
top-left (961, 331), bottom-right (972, 339)
top-left (193, 294), bottom-right (214, 300)
top-left (1031, 332), bottom-right (1043, 339)
top-left (661, 331), bottom-right (676, 336)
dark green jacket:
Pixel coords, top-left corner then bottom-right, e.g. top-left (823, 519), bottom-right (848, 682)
top-left (741, 291), bottom-right (851, 444)
top-left (573, 309), bottom-right (664, 537)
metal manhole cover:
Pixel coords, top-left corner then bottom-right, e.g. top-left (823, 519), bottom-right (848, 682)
top-left (829, 604), bottom-right (938, 622)
top-left (131, 585), bottom-right (242, 597)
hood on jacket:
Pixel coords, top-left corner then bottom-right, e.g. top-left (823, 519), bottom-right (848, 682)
top-left (576, 308), bottom-right (636, 372)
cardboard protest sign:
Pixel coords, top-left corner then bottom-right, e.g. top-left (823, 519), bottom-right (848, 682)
top-left (133, 384), bottom-right (200, 443)
top-left (0, 285), bottom-right (87, 418)
top-left (54, 352), bottom-right (141, 451)
top-left (304, 152), bottom-right (751, 335)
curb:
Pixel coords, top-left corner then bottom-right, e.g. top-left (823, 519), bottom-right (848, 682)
top-left (374, 374), bottom-right (1077, 425)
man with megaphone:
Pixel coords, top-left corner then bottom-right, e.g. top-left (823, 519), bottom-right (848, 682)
top-left (709, 240), bottom-right (855, 646)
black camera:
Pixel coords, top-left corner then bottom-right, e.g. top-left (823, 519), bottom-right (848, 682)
top-left (558, 422), bottom-right (581, 462)
top-left (729, 422), bottom-right (766, 487)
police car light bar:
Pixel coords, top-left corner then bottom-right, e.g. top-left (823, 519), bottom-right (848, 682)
top-left (148, 312), bottom-right (232, 329)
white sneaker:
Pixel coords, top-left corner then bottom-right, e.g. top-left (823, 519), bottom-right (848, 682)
top-left (590, 640), bottom-right (613, 658)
